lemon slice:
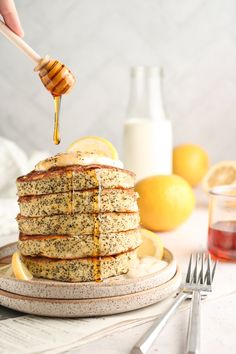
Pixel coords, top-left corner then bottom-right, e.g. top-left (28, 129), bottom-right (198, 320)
top-left (137, 228), bottom-right (164, 260)
top-left (67, 136), bottom-right (119, 160)
top-left (202, 161), bottom-right (236, 192)
top-left (12, 252), bottom-right (33, 281)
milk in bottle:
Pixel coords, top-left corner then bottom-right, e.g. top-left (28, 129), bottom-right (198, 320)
top-left (123, 66), bottom-right (172, 181)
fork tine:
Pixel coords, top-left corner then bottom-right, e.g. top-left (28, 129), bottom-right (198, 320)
top-left (186, 253), bottom-right (193, 283)
top-left (204, 253), bottom-right (212, 286)
top-left (197, 253), bottom-right (204, 284)
top-left (212, 260), bottom-right (217, 281)
top-left (203, 253), bottom-right (207, 283)
top-left (192, 253), bottom-right (198, 283)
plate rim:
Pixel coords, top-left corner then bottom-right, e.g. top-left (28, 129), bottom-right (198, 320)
top-left (0, 267), bottom-right (182, 317)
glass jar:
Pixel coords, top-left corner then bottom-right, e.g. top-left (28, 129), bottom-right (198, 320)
top-left (208, 185), bottom-right (236, 262)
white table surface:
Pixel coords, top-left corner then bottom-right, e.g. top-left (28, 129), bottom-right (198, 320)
top-left (68, 197), bottom-right (236, 354)
top-left (69, 293), bottom-right (236, 354)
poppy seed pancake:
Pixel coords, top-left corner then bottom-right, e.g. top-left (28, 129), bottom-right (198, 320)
top-left (21, 250), bottom-right (137, 282)
top-left (17, 212), bottom-right (140, 236)
top-left (17, 165), bottom-right (135, 197)
top-left (18, 229), bottom-right (142, 258)
top-left (18, 188), bottom-right (138, 217)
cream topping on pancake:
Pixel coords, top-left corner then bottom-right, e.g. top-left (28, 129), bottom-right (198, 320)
top-left (127, 256), bottom-right (168, 278)
top-left (35, 151), bottom-right (123, 171)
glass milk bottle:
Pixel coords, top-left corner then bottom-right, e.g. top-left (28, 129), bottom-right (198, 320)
top-left (123, 66), bottom-right (172, 181)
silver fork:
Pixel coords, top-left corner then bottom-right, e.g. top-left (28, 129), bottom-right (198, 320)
top-left (131, 252), bottom-right (217, 354)
top-left (186, 253), bottom-right (216, 354)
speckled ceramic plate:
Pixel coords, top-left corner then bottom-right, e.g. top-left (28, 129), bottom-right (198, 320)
top-left (0, 242), bottom-right (177, 299)
top-left (0, 267), bottom-right (181, 317)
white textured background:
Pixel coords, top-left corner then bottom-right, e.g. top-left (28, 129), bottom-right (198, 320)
top-left (0, 0), bottom-right (236, 162)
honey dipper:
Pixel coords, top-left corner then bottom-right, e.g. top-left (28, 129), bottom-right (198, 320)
top-left (0, 19), bottom-right (76, 96)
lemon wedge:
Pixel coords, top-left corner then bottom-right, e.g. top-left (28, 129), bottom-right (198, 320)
top-left (137, 228), bottom-right (164, 260)
top-left (202, 161), bottom-right (236, 192)
top-left (67, 136), bottom-right (119, 160)
top-left (12, 252), bottom-right (33, 281)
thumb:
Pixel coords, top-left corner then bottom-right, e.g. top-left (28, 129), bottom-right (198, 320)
top-left (0, 0), bottom-right (24, 37)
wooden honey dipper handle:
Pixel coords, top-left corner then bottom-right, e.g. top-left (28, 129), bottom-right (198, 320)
top-left (0, 19), bottom-right (41, 64)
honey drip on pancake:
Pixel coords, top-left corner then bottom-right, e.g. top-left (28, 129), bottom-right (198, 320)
top-left (53, 96), bottom-right (61, 145)
top-left (71, 171), bottom-right (75, 215)
top-left (66, 171), bottom-right (75, 214)
top-left (93, 170), bottom-right (102, 281)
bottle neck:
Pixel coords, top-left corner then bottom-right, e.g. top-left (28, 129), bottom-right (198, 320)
top-left (127, 67), bottom-right (148, 118)
top-left (147, 68), bottom-right (166, 120)
top-left (126, 66), bottom-right (167, 121)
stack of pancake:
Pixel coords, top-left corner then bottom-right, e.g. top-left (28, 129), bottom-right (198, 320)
top-left (16, 159), bottom-right (141, 282)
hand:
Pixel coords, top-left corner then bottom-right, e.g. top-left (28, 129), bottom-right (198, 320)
top-left (0, 0), bottom-right (24, 37)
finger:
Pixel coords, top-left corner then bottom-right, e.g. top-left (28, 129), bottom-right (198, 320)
top-left (0, 0), bottom-right (24, 37)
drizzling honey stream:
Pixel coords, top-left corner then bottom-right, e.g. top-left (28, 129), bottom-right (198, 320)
top-left (53, 96), bottom-right (61, 145)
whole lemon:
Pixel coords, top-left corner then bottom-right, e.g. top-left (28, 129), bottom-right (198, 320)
top-left (135, 175), bottom-right (195, 231)
top-left (173, 144), bottom-right (209, 187)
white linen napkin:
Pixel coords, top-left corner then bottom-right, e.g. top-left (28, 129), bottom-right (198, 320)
top-left (0, 137), bottom-right (49, 236)
top-left (0, 137), bottom-right (49, 198)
